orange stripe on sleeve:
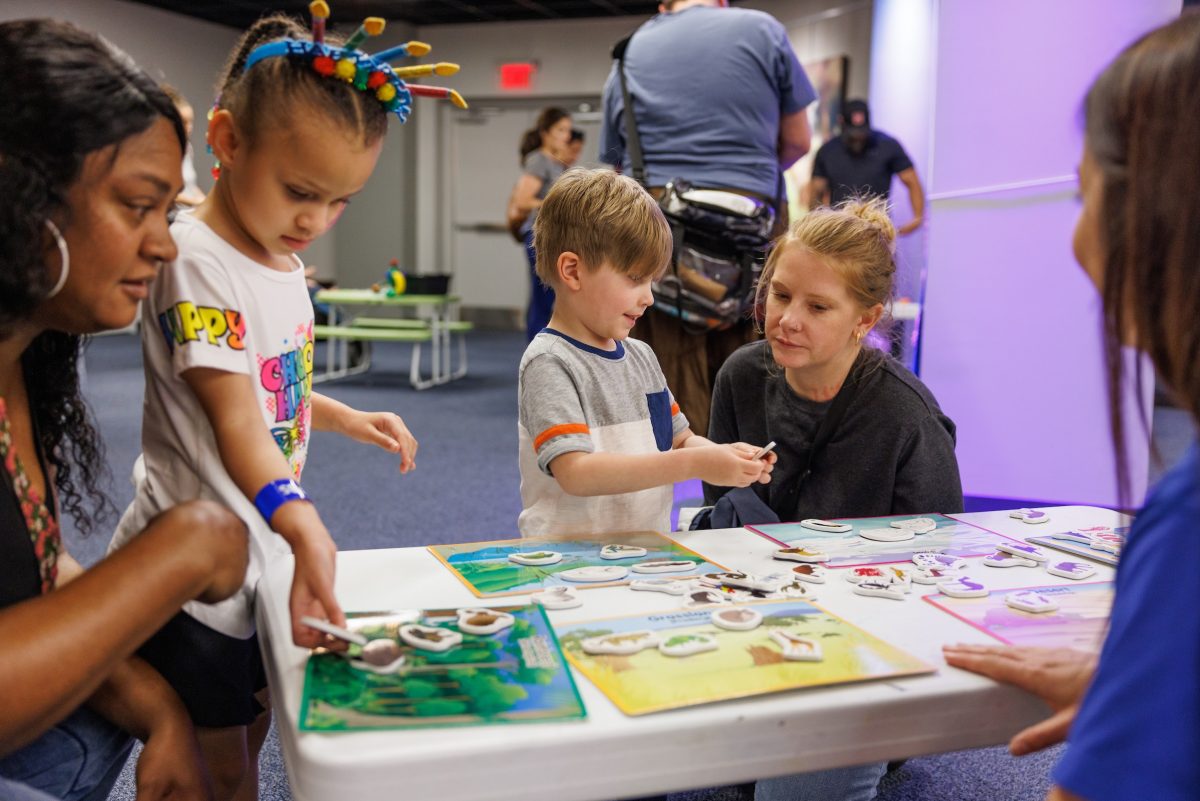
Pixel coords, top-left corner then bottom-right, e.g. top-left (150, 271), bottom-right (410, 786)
top-left (533, 423), bottom-right (590, 451)
top-left (670, 402), bottom-right (680, 416)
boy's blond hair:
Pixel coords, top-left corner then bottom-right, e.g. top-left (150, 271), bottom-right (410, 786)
top-left (533, 168), bottom-right (673, 286)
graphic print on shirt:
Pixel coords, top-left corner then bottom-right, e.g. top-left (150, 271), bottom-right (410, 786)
top-left (261, 322), bottom-right (315, 477)
top-left (157, 300), bottom-right (246, 353)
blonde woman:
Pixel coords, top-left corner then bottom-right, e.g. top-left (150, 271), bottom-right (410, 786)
top-left (706, 199), bottom-right (962, 799)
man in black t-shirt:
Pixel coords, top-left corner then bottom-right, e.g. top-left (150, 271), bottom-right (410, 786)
top-left (810, 99), bottom-right (926, 235)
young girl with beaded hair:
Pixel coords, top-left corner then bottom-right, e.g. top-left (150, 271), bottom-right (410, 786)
top-left (705, 198), bottom-right (963, 801)
top-left (107, 8), bottom-right (463, 798)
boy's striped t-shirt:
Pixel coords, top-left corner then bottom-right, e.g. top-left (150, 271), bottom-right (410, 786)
top-left (517, 329), bottom-right (688, 538)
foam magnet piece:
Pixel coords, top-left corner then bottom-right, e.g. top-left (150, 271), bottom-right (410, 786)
top-left (530, 586), bottom-right (582, 609)
top-left (771, 630), bottom-right (824, 662)
top-left (581, 630), bottom-right (659, 656)
top-left (1046, 560), bottom-right (1097, 580)
top-left (844, 566), bottom-right (887, 584)
top-left (778, 581), bottom-right (817, 600)
top-left (911, 566), bottom-right (961, 585)
top-left (800, 519), bottom-right (852, 533)
top-left (890, 517), bottom-right (938, 534)
top-left (1010, 508), bottom-right (1050, 524)
top-left (456, 608), bottom-right (515, 636)
top-left (982, 551), bottom-right (1039, 568)
top-left (711, 607), bottom-right (763, 631)
top-left (937, 577), bottom-right (989, 598)
top-left (658, 632), bottom-right (719, 658)
top-left (853, 579), bottom-right (907, 600)
top-left (508, 550), bottom-right (562, 566)
top-left (1005, 590), bottom-right (1059, 614)
top-left (399, 624), bottom-right (463, 652)
top-left (683, 589), bottom-right (728, 608)
top-left (351, 639), bottom-right (407, 675)
top-left (630, 578), bottom-right (689, 595)
top-left (559, 565), bottom-right (629, 583)
top-left (774, 546), bottom-right (827, 563)
top-left (884, 565), bottom-right (913, 587)
top-left (631, 559), bottom-right (698, 574)
top-left (860, 527), bottom-right (915, 542)
top-left (599, 544), bottom-right (647, 560)
top-left (700, 571), bottom-right (751, 588)
top-left (911, 552), bottom-right (967, 570)
top-left (790, 564), bottom-right (826, 584)
top-left (717, 586), bottom-right (781, 601)
top-left (995, 542), bottom-right (1049, 562)
top-left (712, 572), bottom-right (789, 592)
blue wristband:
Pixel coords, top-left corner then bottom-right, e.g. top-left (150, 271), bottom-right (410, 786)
top-left (254, 478), bottom-right (311, 523)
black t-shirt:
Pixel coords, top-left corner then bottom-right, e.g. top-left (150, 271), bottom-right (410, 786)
top-left (0, 424), bottom-right (51, 609)
top-left (704, 342), bottom-right (963, 522)
top-left (811, 131), bottom-right (913, 205)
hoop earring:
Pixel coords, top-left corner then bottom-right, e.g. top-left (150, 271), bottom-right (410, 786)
top-left (44, 219), bottom-right (70, 299)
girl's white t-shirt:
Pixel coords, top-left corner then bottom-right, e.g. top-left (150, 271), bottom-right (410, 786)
top-left (109, 213), bottom-right (315, 639)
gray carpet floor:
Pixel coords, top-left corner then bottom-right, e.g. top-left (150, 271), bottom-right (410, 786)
top-left (64, 332), bottom-right (1120, 800)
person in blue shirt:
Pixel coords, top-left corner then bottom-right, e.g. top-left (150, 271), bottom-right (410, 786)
top-left (943, 14), bottom-right (1200, 801)
top-left (598, 0), bottom-right (816, 438)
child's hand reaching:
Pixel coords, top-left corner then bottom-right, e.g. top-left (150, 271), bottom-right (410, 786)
top-left (313, 394), bottom-right (419, 472)
top-left (693, 443), bottom-right (773, 488)
top-left (731, 441), bottom-right (777, 484)
top-left (274, 502), bottom-right (346, 649)
top-left (346, 410), bottom-right (418, 472)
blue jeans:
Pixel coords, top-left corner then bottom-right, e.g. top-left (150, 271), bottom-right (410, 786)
top-left (524, 229), bottom-right (555, 341)
top-left (0, 707), bottom-right (133, 801)
top-left (754, 762), bottom-right (886, 801)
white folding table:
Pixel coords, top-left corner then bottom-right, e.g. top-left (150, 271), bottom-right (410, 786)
top-left (255, 505), bottom-right (1124, 801)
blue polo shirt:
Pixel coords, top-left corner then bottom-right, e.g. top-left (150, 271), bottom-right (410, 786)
top-left (599, 5), bottom-right (815, 201)
top-left (1053, 442), bottom-right (1200, 800)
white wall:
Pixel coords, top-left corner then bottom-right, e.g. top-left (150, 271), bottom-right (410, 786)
top-left (410, 2), bottom-right (864, 316)
top-left (873, 0), bottom-right (1182, 506)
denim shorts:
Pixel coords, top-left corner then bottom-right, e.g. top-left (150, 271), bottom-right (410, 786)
top-left (0, 706), bottom-right (132, 801)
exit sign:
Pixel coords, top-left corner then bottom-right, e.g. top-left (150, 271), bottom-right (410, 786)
top-left (499, 61), bottom-right (536, 90)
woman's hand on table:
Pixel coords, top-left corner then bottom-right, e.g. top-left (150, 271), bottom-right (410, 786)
top-left (942, 643), bottom-right (1097, 755)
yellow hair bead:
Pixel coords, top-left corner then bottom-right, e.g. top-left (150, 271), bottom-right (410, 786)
top-left (376, 83), bottom-right (397, 102)
top-left (335, 58), bottom-right (357, 81)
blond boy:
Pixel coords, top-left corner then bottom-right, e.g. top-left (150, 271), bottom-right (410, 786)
top-left (517, 168), bottom-right (773, 537)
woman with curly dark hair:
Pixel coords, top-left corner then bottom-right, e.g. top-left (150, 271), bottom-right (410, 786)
top-left (0, 19), bottom-right (248, 801)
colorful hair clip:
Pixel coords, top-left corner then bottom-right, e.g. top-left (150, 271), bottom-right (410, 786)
top-left (241, 4), bottom-right (467, 123)
top-left (310, 0), bottom-right (329, 44)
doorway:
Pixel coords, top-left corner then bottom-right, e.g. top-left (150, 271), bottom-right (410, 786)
top-left (441, 97), bottom-right (603, 324)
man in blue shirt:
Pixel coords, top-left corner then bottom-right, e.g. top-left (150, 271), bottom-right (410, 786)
top-left (599, 0), bottom-right (816, 437)
top-left (810, 99), bottom-right (926, 235)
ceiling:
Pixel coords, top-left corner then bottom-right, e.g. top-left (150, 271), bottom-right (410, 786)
top-left (127, 1), bottom-right (665, 28)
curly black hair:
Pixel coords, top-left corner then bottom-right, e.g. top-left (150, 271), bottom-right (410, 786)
top-left (0, 19), bottom-right (186, 534)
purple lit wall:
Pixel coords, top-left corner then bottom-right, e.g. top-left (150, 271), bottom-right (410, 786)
top-left (871, 0), bottom-right (1182, 507)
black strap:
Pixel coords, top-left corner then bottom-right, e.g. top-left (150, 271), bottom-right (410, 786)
top-left (612, 34), bottom-right (647, 187)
